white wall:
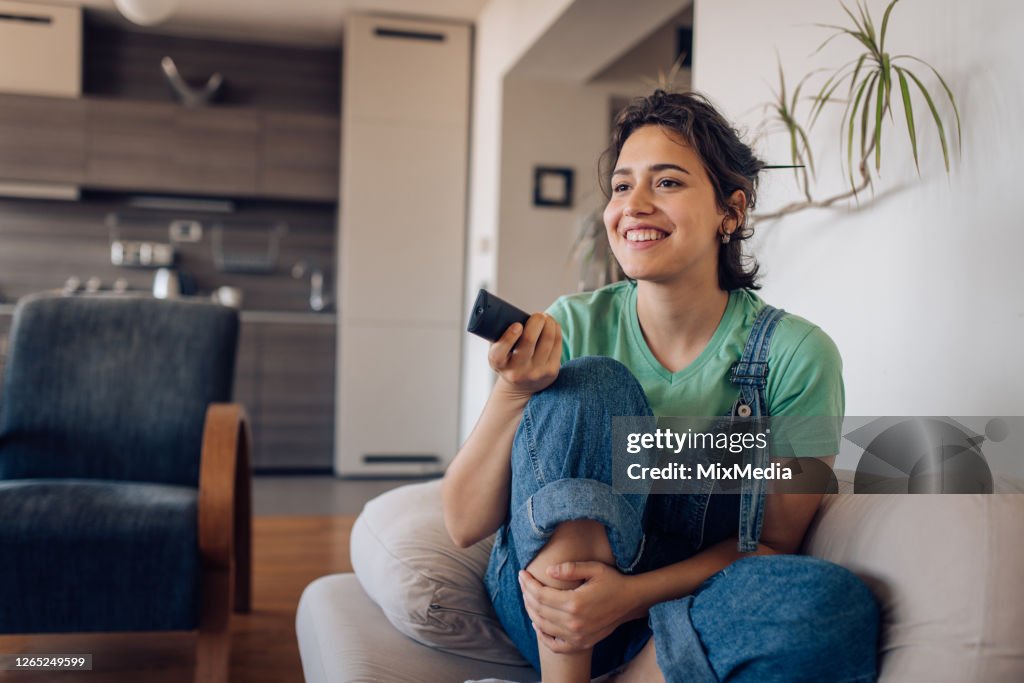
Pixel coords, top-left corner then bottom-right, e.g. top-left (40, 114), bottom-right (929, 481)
top-left (693, 0), bottom-right (1024, 417)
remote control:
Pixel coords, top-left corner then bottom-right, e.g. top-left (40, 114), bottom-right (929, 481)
top-left (467, 289), bottom-right (531, 342)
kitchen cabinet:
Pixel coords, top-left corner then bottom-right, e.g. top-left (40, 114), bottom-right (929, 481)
top-left (176, 107), bottom-right (263, 196)
top-left (0, 93), bottom-right (339, 201)
top-left (237, 318), bottom-right (335, 471)
top-left (85, 98), bottom-right (336, 201)
top-left (0, 94), bottom-right (85, 185)
top-left (260, 112), bottom-right (340, 201)
top-left (84, 98), bottom-right (181, 192)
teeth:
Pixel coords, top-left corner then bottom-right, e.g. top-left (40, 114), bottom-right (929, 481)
top-left (626, 229), bottom-right (666, 242)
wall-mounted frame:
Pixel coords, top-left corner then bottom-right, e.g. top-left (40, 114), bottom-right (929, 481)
top-left (533, 166), bottom-right (574, 208)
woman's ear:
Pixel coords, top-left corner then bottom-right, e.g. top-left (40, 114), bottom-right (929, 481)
top-left (726, 190), bottom-right (748, 231)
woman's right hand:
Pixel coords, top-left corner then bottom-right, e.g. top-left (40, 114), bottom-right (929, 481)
top-left (488, 313), bottom-right (562, 401)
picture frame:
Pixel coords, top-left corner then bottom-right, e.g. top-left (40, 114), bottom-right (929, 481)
top-left (533, 166), bottom-right (574, 208)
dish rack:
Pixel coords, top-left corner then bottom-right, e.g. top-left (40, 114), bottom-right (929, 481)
top-left (211, 222), bottom-right (289, 274)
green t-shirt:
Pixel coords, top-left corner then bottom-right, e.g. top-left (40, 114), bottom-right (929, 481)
top-left (547, 281), bottom-right (844, 457)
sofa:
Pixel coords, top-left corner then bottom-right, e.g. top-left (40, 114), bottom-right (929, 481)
top-left (296, 471), bottom-right (1024, 682)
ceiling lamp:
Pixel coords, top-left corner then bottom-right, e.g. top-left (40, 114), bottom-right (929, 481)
top-left (113, 0), bottom-right (178, 27)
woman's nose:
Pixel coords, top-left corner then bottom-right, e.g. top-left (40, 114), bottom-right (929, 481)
top-left (624, 186), bottom-right (653, 217)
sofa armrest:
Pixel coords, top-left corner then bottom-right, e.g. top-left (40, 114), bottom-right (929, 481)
top-left (197, 403), bottom-right (253, 614)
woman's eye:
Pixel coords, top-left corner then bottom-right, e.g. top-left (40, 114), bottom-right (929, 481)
top-left (612, 183), bottom-right (630, 193)
top-left (657, 178), bottom-right (681, 188)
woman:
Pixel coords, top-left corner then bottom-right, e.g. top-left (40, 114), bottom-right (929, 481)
top-left (443, 90), bottom-right (879, 683)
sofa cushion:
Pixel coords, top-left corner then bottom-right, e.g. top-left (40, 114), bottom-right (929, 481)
top-left (803, 473), bottom-right (1024, 682)
top-left (350, 479), bottom-right (527, 665)
top-left (297, 573), bottom-right (535, 683)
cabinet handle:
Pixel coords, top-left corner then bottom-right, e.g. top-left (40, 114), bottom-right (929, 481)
top-left (373, 27), bottom-right (446, 43)
top-left (0, 12), bottom-right (53, 25)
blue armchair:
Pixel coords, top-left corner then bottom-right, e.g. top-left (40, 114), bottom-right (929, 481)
top-left (0, 292), bottom-right (251, 682)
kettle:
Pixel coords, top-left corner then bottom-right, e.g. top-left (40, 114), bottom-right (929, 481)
top-left (152, 268), bottom-right (180, 299)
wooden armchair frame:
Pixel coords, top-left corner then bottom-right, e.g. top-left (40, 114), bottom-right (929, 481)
top-left (195, 403), bottom-right (252, 683)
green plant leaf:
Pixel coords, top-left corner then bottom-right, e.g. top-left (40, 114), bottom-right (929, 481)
top-left (839, 2), bottom-right (866, 36)
top-left (846, 73), bottom-right (873, 185)
top-left (894, 54), bottom-right (963, 154)
top-left (879, 0), bottom-right (901, 54)
top-left (874, 68), bottom-right (885, 170)
top-left (795, 119), bottom-right (816, 177)
top-left (857, 0), bottom-right (877, 46)
top-left (861, 71), bottom-right (879, 164)
top-left (777, 55), bottom-right (788, 109)
top-left (810, 66), bottom-right (853, 128)
top-left (790, 74), bottom-right (806, 120)
top-left (904, 67), bottom-right (951, 172)
top-left (881, 52), bottom-right (893, 121)
top-left (894, 66), bottom-right (919, 173)
top-left (811, 27), bottom-right (850, 56)
top-left (848, 53), bottom-right (868, 98)
top-left (818, 22), bottom-right (875, 54)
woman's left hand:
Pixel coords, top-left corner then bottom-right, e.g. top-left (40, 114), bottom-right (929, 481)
top-left (518, 562), bottom-right (643, 654)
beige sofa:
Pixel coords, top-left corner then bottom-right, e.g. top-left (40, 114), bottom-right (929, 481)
top-left (296, 472), bottom-right (1024, 682)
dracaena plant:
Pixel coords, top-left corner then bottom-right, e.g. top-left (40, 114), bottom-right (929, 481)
top-left (758, 0), bottom-right (962, 220)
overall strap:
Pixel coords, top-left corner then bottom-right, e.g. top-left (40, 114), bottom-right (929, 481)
top-left (730, 304), bottom-right (786, 552)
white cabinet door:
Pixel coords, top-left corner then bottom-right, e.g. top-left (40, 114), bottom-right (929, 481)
top-left (336, 15), bottom-right (470, 475)
top-left (343, 16), bottom-right (471, 126)
top-left (337, 324), bottom-right (461, 476)
top-left (340, 120), bottom-right (467, 324)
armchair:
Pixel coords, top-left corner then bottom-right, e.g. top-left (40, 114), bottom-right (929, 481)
top-left (0, 292), bottom-right (251, 683)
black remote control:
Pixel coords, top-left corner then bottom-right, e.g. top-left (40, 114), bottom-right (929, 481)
top-left (467, 289), bottom-right (531, 342)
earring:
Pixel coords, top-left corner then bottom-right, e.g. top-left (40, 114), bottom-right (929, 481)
top-left (720, 231), bottom-right (732, 244)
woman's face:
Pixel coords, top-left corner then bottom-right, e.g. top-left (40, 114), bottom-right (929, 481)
top-left (604, 124), bottom-right (734, 288)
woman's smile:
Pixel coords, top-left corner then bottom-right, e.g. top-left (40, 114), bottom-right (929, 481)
top-left (623, 225), bottom-right (670, 247)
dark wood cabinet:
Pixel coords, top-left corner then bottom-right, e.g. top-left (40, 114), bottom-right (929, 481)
top-left (176, 107), bottom-right (263, 196)
top-left (0, 94), bottom-right (338, 201)
top-left (236, 319), bottom-right (335, 471)
top-left (260, 112), bottom-right (340, 201)
top-left (0, 95), bottom-right (85, 185)
top-left (84, 98), bottom-right (181, 192)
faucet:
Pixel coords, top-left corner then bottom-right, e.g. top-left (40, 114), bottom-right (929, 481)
top-left (291, 259), bottom-right (331, 312)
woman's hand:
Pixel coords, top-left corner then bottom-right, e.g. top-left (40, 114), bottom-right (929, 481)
top-left (519, 562), bottom-right (643, 654)
top-left (489, 313), bottom-right (561, 401)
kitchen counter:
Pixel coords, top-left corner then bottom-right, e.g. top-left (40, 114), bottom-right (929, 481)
top-left (241, 310), bottom-right (336, 325)
top-left (0, 303), bottom-right (335, 325)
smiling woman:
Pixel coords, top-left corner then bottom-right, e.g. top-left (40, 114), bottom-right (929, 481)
top-left (444, 89), bottom-right (879, 683)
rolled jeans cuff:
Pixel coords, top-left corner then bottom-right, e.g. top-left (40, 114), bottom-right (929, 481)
top-left (508, 478), bottom-right (646, 573)
top-left (650, 596), bottom-right (719, 683)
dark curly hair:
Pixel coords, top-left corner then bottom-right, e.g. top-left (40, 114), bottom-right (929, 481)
top-left (600, 90), bottom-right (765, 290)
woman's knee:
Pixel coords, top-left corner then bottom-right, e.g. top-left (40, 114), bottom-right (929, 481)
top-left (540, 356), bottom-right (649, 413)
top-left (510, 356), bottom-right (652, 486)
top-left (731, 555), bottom-right (876, 619)
top-left (691, 555), bottom-right (879, 679)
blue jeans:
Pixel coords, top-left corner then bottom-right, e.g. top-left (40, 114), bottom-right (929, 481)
top-left (484, 357), bottom-right (880, 683)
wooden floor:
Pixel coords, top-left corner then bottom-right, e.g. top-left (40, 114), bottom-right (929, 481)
top-left (0, 516), bottom-right (355, 682)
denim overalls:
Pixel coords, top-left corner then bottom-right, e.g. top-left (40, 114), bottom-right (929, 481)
top-left (483, 305), bottom-right (880, 683)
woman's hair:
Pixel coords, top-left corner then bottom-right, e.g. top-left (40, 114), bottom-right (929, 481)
top-left (600, 90), bottom-right (765, 290)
